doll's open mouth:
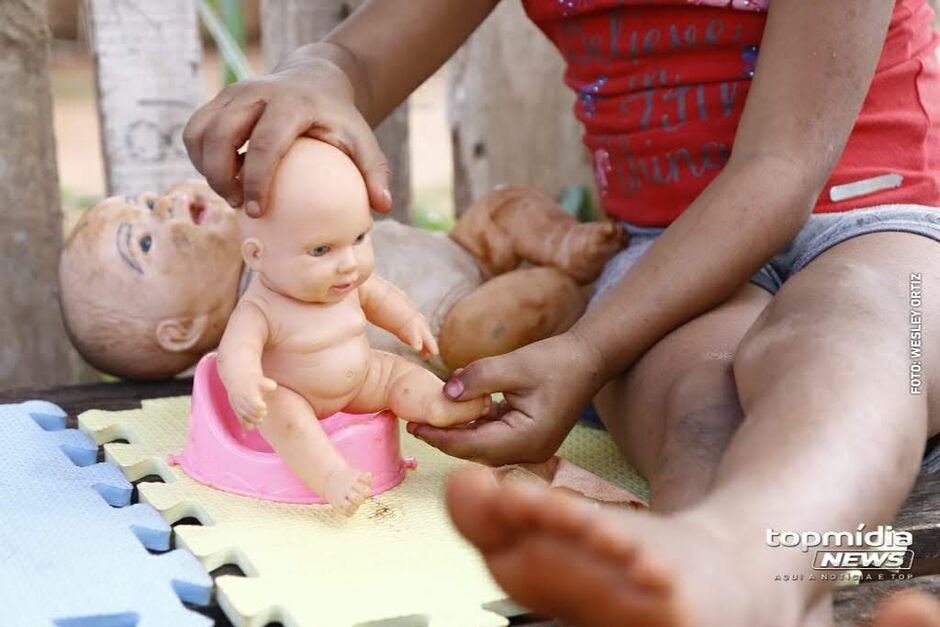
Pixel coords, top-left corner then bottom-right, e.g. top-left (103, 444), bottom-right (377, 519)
top-left (189, 198), bottom-right (210, 225)
top-left (331, 283), bottom-right (355, 293)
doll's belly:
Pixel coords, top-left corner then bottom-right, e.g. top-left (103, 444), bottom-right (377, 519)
top-left (262, 336), bottom-right (371, 417)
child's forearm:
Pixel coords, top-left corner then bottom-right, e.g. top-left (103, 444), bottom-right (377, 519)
top-left (572, 157), bottom-right (817, 381)
top-left (319, 0), bottom-right (500, 125)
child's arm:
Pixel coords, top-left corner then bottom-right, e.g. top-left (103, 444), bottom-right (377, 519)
top-left (184, 0), bottom-right (500, 216)
top-left (413, 0), bottom-right (897, 464)
top-left (217, 302), bottom-right (277, 428)
top-left (359, 274), bottom-right (439, 358)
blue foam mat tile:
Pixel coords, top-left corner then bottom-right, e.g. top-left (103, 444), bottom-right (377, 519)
top-left (0, 401), bottom-right (212, 626)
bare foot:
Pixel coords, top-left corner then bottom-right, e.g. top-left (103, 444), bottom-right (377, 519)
top-left (555, 221), bottom-right (629, 284)
top-left (324, 465), bottom-right (373, 516)
top-left (446, 466), bottom-right (805, 627)
top-left (427, 393), bottom-right (492, 428)
top-left (872, 592), bottom-right (940, 627)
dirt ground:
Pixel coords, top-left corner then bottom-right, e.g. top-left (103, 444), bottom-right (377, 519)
top-left (50, 40), bottom-right (455, 235)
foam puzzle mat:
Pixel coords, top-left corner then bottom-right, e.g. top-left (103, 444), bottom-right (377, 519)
top-left (0, 400), bottom-right (212, 627)
top-left (79, 396), bottom-right (647, 627)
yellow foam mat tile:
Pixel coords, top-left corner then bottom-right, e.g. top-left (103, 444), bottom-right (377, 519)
top-left (79, 396), bottom-right (647, 627)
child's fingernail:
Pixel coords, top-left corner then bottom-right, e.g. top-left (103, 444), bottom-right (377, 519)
top-left (245, 200), bottom-right (260, 217)
top-left (382, 188), bottom-right (392, 206)
top-left (444, 378), bottom-right (464, 399)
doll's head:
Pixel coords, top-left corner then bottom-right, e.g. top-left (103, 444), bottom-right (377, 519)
top-left (59, 182), bottom-right (242, 379)
top-left (239, 139), bottom-right (374, 304)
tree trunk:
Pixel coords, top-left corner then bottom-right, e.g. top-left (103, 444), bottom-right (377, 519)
top-left (87, 0), bottom-right (203, 197)
top-left (0, 0), bottom-right (73, 387)
top-left (260, 0), bottom-right (411, 222)
top-left (448, 0), bottom-right (592, 215)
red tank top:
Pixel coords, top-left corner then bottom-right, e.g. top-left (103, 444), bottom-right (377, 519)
top-left (522, 0), bottom-right (940, 226)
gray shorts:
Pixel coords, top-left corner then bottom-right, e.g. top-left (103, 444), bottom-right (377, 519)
top-left (593, 204), bottom-right (940, 299)
top-left (589, 204), bottom-right (940, 471)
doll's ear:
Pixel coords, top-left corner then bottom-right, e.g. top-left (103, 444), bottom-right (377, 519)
top-left (241, 237), bottom-right (264, 271)
top-left (155, 314), bottom-right (209, 353)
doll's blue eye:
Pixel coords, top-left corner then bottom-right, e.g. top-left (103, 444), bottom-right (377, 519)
top-left (309, 245), bottom-right (330, 257)
top-left (139, 235), bottom-right (152, 254)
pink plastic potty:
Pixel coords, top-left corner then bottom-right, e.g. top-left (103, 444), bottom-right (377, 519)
top-left (170, 352), bottom-right (417, 503)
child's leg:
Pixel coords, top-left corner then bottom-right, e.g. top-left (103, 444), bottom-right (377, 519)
top-left (259, 386), bottom-right (372, 515)
top-left (347, 350), bottom-right (491, 426)
top-left (593, 282), bottom-right (771, 511)
top-left (448, 232), bottom-right (939, 627)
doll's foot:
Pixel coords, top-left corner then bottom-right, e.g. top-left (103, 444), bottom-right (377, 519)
top-left (325, 466), bottom-right (373, 516)
top-left (427, 393), bottom-right (491, 428)
top-left (555, 221), bottom-right (628, 284)
top-left (447, 466), bottom-right (809, 627)
top-left (873, 592), bottom-right (940, 627)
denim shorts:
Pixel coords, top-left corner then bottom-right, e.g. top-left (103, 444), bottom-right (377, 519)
top-left (592, 204), bottom-right (940, 300)
top-left (587, 203), bottom-right (940, 471)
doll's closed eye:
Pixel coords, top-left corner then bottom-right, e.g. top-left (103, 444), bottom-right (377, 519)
top-left (354, 232), bottom-right (366, 245)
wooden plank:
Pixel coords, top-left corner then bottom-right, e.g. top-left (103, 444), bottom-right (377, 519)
top-left (0, 378), bottom-right (193, 422)
top-left (0, 0), bottom-right (74, 387)
top-left (259, 0), bottom-right (411, 222)
top-left (448, 0), bottom-right (593, 214)
top-left (895, 468), bottom-right (940, 561)
top-left (86, 0), bottom-right (203, 196)
top-left (834, 574), bottom-right (940, 626)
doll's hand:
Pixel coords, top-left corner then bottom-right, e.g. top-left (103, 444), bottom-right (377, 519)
top-left (183, 44), bottom-right (392, 217)
top-left (400, 314), bottom-right (439, 359)
top-left (407, 331), bottom-right (606, 466)
top-left (228, 373), bottom-right (278, 430)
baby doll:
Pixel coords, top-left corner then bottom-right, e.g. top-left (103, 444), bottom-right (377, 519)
top-left (218, 138), bottom-right (490, 514)
top-left (59, 182), bottom-right (244, 379)
top-left (60, 182), bottom-right (627, 380)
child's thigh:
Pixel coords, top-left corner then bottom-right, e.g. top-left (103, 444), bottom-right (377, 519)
top-left (594, 283), bottom-right (772, 476)
top-left (732, 231), bottom-right (940, 437)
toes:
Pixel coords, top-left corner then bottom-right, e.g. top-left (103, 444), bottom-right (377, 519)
top-left (447, 466), bottom-right (514, 553)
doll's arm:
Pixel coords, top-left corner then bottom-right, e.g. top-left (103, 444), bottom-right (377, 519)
top-left (450, 186), bottom-right (628, 284)
top-left (217, 302), bottom-right (277, 426)
top-left (359, 274), bottom-right (438, 358)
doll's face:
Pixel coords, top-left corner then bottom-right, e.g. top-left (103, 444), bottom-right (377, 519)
top-left (243, 138), bottom-right (375, 304)
top-left (256, 205), bottom-right (375, 304)
top-left (59, 183), bottom-right (244, 378)
top-left (63, 185), bottom-right (242, 328)
top-left (95, 188), bottom-right (242, 317)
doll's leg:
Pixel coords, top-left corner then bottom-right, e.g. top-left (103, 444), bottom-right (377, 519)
top-left (347, 350), bottom-right (491, 427)
top-left (259, 385), bottom-right (372, 515)
top-left (439, 267), bottom-right (587, 369)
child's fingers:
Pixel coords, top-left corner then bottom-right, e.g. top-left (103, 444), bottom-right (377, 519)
top-left (337, 112), bottom-right (392, 213)
top-left (443, 354), bottom-right (527, 401)
top-left (241, 100), bottom-right (318, 217)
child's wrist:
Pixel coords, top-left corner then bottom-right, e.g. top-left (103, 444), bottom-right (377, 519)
top-left (287, 41), bottom-right (374, 120)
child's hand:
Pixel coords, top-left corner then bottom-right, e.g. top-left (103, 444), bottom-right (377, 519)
top-left (400, 314), bottom-right (439, 359)
top-left (227, 373), bottom-right (278, 430)
top-left (183, 44), bottom-right (392, 218)
top-left (407, 331), bottom-right (605, 466)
